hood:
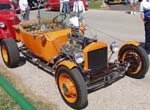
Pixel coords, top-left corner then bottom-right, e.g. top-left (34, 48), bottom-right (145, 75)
top-left (0, 10), bottom-right (16, 19)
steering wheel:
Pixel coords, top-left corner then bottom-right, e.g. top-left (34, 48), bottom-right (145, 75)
top-left (52, 13), bottom-right (67, 24)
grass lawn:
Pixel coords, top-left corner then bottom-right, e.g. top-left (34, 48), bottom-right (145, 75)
top-left (88, 1), bottom-right (101, 9)
top-left (0, 85), bottom-right (58, 110)
top-left (0, 87), bottom-right (21, 110)
top-left (0, 67), bottom-right (58, 110)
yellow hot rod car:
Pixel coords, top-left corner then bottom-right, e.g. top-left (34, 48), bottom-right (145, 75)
top-left (0, 13), bottom-right (149, 109)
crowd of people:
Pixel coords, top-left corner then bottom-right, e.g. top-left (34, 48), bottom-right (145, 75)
top-left (17, 0), bottom-right (86, 34)
top-left (18, 0), bottom-right (85, 23)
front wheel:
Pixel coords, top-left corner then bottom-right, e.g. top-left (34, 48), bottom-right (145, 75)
top-left (56, 66), bottom-right (88, 109)
top-left (118, 45), bottom-right (149, 78)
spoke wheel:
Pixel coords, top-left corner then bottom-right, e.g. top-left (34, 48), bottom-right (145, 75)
top-left (56, 66), bottom-right (88, 109)
top-left (122, 50), bottom-right (142, 74)
top-left (119, 45), bottom-right (149, 78)
top-left (59, 73), bottom-right (77, 103)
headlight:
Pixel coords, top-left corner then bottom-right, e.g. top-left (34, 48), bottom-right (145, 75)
top-left (110, 42), bottom-right (119, 53)
top-left (0, 22), bottom-right (5, 28)
top-left (74, 52), bottom-right (84, 64)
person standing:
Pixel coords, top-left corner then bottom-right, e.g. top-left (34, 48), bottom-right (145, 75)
top-left (69, 12), bottom-right (79, 29)
top-left (69, 11), bottom-right (85, 35)
top-left (19, 0), bottom-right (30, 20)
top-left (73, 0), bottom-right (85, 22)
top-left (63, 0), bottom-right (69, 14)
top-left (129, 0), bottom-right (138, 15)
top-left (60, 0), bottom-right (64, 13)
top-left (140, 0), bottom-right (150, 53)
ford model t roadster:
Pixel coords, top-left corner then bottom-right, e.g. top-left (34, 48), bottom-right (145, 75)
top-left (0, 13), bottom-right (149, 109)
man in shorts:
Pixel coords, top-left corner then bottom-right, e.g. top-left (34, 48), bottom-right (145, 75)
top-left (129, 0), bottom-right (138, 15)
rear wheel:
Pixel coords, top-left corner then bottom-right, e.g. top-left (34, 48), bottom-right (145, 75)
top-left (1, 38), bottom-right (20, 68)
top-left (118, 45), bottom-right (149, 78)
top-left (56, 66), bottom-right (88, 109)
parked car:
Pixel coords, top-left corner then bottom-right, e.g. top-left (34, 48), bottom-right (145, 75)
top-left (44, 0), bottom-right (88, 11)
top-left (105, 0), bottom-right (129, 4)
top-left (1, 13), bottom-right (149, 109)
top-left (27, 0), bottom-right (46, 9)
top-left (0, 0), bottom-right (20, 40)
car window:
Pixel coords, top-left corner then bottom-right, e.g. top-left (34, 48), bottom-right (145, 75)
top-left (0, 3), bottom-right (14, 10)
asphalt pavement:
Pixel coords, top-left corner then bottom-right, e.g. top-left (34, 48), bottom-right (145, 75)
top-left (1, 5), bottom-right (150, 110)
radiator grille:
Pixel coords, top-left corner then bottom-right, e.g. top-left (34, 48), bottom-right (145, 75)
top-left (88, 47), bottom-right (107, 73)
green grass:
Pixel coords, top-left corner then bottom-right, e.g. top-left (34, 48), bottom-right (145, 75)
top-left (0, 87), bottom-right (21, 110)
top-left (0, 72), bottom-right (58, 110)
top-left (88, 1), bottom-right (101, 9)
top-left (0, 79), bottom-right (58, 110)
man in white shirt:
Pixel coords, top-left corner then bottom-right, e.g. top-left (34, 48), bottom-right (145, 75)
top-left (73, 0), bottom-right (85, 22)
top-left (140, 0), bottom-right (150, 53)
top-left (69, 14), bottom-right (79, 28)
top-left (69, 11), bottom-right (80, 35)
top-left (19, 0), bottom-right (30, 20)
top-left (69, 11), bottom-right (86, 35)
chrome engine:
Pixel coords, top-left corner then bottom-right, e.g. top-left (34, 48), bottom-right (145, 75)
top-left (61, 34), bottom-right (97, 57)
top-left (61, 36), bottom-right (83, 56)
